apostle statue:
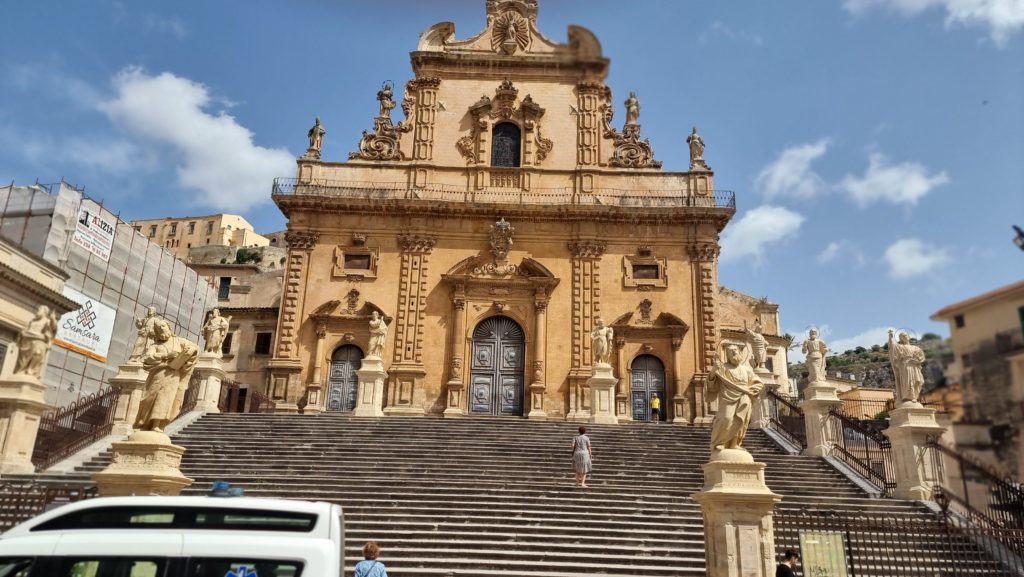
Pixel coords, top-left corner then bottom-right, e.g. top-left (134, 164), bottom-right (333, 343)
top-left (624, 91), bottom-right (640, 125)
top-left (14, 305), bottom-right (58, 378)
top-left (202, 309), bottom-right (232, 355)
top-left (707, 343), bottom-right (764, 453)
top-left (687, 126), bottom-right (707, 169)
top-left (591, 318), bottom-right (614, 366)
top-left (802, 328), bottom-right (829, 384)
top-left (134, 319), bottom-right (199, 433)
top-left (368, 311), bottom-right (388, 358)
top-left (889, 329), bottom-right (926, 405)
top-left (130, 306), bottom-right (160, 362)
top-left (307, 116), bottom-right (326, 156)
top-left (377, 82), bottom-right (396, 119)
top-left (745, 320), bottom-right (768, 370)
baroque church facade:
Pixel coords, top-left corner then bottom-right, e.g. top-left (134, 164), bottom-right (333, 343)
top-left (267, 0), bottom-right (750, 423)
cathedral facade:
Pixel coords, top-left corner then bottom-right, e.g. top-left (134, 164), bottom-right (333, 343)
top-left (267, 0), bottom-right (735, 423)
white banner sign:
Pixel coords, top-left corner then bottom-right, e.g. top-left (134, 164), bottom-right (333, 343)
top-left (54, 287), bottom-right (116, 363)
top-left (72, 199), bottom-right (115, 262)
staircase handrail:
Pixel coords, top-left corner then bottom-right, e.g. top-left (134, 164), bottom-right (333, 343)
top-left (766, 388), bottom-right (807, 448)
top-left (930, 439), bottom-right (1024, 530)
top-left (31, 386), bottom-right (117, 472)
top-left (827, 407), bottom-right (896, 496)
top-left (174, 373), bottom-right (202, 420)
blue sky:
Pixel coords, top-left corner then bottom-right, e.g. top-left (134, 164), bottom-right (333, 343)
top-left (2, 0), bottom-right (1022, 355)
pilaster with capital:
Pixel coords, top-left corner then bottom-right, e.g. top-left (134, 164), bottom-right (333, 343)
top-left (688, 240), bottom-right (720, 425)
top-left (566, 239), bottom-right (606, 421)
top-left (268, 230), bottom-right (319, 413)
top-left (671, 336), bottom-right (690, 425)
top-left (386, 234), bottom-right (436, 416)
top-left (528, 292), bottom-right (549, 419)
top-left (614, 337), bottom-right (630, 422)
top-left (444, 290), bottom-right (468, 418)
top-left (304, 320), bottom-right (329, 413)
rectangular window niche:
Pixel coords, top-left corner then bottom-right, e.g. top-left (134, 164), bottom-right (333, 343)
top-left (623, 254), bottom-right (668, 289)
top-left (333, 246), bottom-right (378, 280)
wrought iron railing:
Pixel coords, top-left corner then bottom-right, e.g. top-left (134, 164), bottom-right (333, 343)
top-left (271, 178), bottom-right (736, 209)
top-left (249, 389), bottom-right (277, 414)
top-left (173, 373), bottom-right (202, 421)
top-left (932, 439), bottom-right (1024, 530)
top-left (766, 389), bottom-right (806, 448)
top-left (0, 481), bottom-right (96, 532)
top-left (827, 407), bottom-right (896, 496)
top-left (776, 506), bottom-right (1024, 576)
top-left (32, 386), bottom-right (117, 472)
top-left (219, 381), bottom-right (276, 414)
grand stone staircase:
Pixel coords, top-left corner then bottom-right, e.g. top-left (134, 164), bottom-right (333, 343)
top-left (44, 414), bottom-right (989, 576)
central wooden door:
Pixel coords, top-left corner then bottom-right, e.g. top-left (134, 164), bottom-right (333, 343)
top-left (327, 345), bottom-right (363, 412)
top-left (631, 354), bottom-right (667, 422)
top-left (469, 316), bottom-right (525, 416)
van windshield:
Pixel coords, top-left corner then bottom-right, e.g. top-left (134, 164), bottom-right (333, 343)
top-left (31, 507), bottom-right (317, 533)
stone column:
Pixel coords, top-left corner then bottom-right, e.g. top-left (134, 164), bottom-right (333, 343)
top-left (749, 367), bottom-right (777, 430)
top-left (670, 336), bottom-right (689, 425)
top-left (588, 364), bottom-right (618, 425)
top-left (109, 362), bottom-right (148, 437)
top-left (444, 293), bottom-right (467, 418)
top-left (692, 449), bottom-right (782, 577)
top-left (192, 353), bottom-right (225, 414)
top-left (0, 374), bottom-right (49, 474)
top-left (527, 295), bottom-right (548, 420)
top-left (615, 337), bottom-right (631, 422)
top-left (884, 404), bottom-right (947, 501)
top-left (93, 430), bottom-right (192, 496)
top-left (802, 380), bottom-right (843, 457)
top-left (304, 320), bottom-right (328, 414)
top-left (353, 356), bottom-right (387, 418)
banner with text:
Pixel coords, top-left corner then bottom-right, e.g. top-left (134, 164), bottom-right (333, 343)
top-left (54, 287), bottom-right (116, 363)
top-left (72, 199), bottom-right (115, 262)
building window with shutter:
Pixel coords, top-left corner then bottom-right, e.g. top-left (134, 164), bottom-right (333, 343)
top-left (218, 277), bottom-right (231, 300)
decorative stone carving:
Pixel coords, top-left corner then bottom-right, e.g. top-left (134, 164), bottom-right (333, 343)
top-left (624, 91), bottom-right (640, 125)
top-left (745, 320), bottom-right (767, 370)
top-left (802, 328), bottom-right (829, 384)
top-left (350, 81), bottom-right (404, 161)
top-left (135, 319), bottom-right (199, 433)
top-left (707, 343), bottom-right (764, 454)
top-left (456, 136), bottom-right (476, 164)
top-left (492, 10), bottom-right (531, 54)
top-left (368, 311), bottom-right (389, 359)
top-left (601, 99), bottom-right (662, 169)
top-left (303, 116), bottom-right (326, 160)
top-left (201, 309), bottom-right (231, 356)
top-left (489, 218), bottom-right (514, 262)
top-left (450, 357), bottom-right (464, 380)
top-left (568, 240), bottom-right (607, 259)
top-left (13, 305), bottom-right (58, 378)
top-left (459, 81), bottom-right (552, 167)
top-left (284, 230), bottom-right (319, 250)
top-left (346, 289), bottom-right (360, 311)
top-left (639, 299), bottom-right (653, 323)
top-left (591, 318), bottom-right (614, 366)
top-left (688, 126), bottom-right (710, 170)
top-left (352, 232), bottom-right (367, 246)
top-left (687, 242), bottom-right (720, 262)
top-left (534, 124), bottom-right (553, 162)
top-left (397, 234), bottom-right (437, 254)
top-left (889, 329), bottom-right (925, 406)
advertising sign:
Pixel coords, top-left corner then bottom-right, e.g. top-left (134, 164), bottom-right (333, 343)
top-left (72, 199), bottom-right (115, 262)
top-left (54, 287), bottom-right (116, 363)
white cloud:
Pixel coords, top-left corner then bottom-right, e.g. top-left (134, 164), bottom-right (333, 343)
top-left (699, 21), bottom-right (765, 45)
top-left (818, 242), bottom-right (843, 264)
top-left (720, 205), bottom-right (805, 263)
top-left (883, 238), bottom-right (952, 278)
top-left (99, 68), bottom-right (294, 211)
top-left (754, 139), bottom-right (830, 200)
top-left (817, 239), bottom-right (867, 266)
top-left (145, 15), bottom-right (187, 40)
top-left (828, 326), bottom-right (894, 356)
top-left (840, 152), bottom-right (949, 208)
top-left (842, 0), bottom-right (1024, 47)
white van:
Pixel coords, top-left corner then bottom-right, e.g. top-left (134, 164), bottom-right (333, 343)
top-left (0, 495), bottom-right (344, 577)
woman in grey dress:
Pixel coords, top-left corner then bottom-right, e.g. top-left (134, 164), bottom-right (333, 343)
top-left (571, 426), bottom-right (593, 488)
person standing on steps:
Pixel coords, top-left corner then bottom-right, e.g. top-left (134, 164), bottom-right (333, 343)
top-left (650, 394), bottom-right (661, 423)
top-left (355, 541), bottom-right (389, 577)
top-left (776, 549), bottom-right (800, 577)
top-left (572, 426), bottom-right (593, 488)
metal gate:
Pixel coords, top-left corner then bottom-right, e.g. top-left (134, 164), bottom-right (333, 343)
top-left (469, 316), bottom-right (525, 416)
top-left (327, 345), bottom-right (363, 412)
top-left (631, 354), bottom-right (666, 422)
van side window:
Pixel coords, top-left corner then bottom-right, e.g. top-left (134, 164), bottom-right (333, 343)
top-left (32, 507), bottom-right (317, 533)
top-left (189, 559), bottom-right (303, 577)
top-left (58, 558), bottom-right (165, 577)
top-left (0, 558), bottom-right (32, 577)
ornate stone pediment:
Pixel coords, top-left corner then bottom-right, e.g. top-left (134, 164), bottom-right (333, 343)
top-left (611, 311), bottom-right (689, 332)
top-left (443, 255), bottom-right (555, 281)
top-left (456, 81), bottom-right (553, 166)
top-left (308, 299), bottom-right (391, 324)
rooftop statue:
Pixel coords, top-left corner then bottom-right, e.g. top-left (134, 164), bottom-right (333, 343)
top-left (306, 116), bottom-right (326, 159)
top-left (687, 126), bottom-right (709, 170)
top-left (624, 91), bottom-right (640, 125)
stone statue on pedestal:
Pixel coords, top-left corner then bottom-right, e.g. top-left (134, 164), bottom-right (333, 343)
top-left (368, 311), bottom-right (388, 358)
top-left (624, 91), bottom-right (640, 125)
top-left (306, 116), bottom-right (326, 159)
top-left (591, 318), bottom-right (614, 366)
top-left (889, 329), bottom-right (925, 405)
top-left (134, 319), bottom-right (198, 433)
top-left (378, 82), bottom-right (396, 119)
top-left (745, 320), bottom-right (768, 370)
top-left (14, 305), bottom-right (58, 378)
top-left (202, 309), bottom-right (231, 355)
top-left (130, 307), bottom-right (160, 362)
top-left (687, 126), bottom-right (708, 170)
top-left (707, 343), bottom-right (764, 453)
top-left (802, 328), bottom-right (829, 384)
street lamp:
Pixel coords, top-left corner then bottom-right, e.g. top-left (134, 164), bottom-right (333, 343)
top-left (1015, 226), bottom-right (1024, 251)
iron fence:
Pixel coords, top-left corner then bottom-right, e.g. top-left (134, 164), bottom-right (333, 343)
top-left (31, 386), bottom-right (116, 472)
top-left (219, 381), bottom-right (277, 414)
top-left (0, 481), bottom-right (96, 532)
top-left (766, 389), bottom-right (807, 449)
top-left (776, 507), bottom-right (1024, 576)
top-left (932, 440), bottom-right (1024, 531)
top-left (827, 408), bottom-right (896, 496)
top-left (174, 373), bottom-right (202, 420)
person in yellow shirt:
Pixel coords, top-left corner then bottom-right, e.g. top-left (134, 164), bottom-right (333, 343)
top-left (651, 394), bottom-right (661, 423)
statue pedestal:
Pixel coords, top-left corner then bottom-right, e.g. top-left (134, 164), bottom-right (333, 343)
top-left (692, 449), bottom-right (782, 577)
top-left (588, 363), bottom-right (618, 425)
top-left (749, 367), bottom-right (776, 430)
top-left (92, 430), bottom-right (193, 496)
top-left (383, 365), bottom-right (426, 416)
top-left (0, 374), bottom-right (49, 474)
top-left (109, 362), bottom-right (148, 437)
top-left (354, 356), bottom-right (387, 418)
top-left (193, 353), bottom-right (224, 414)
top-left (443, 379), bottom-right (466, 418)
top-left (527, 383), bottom-right (548, 420)
top-left (802, 381), bottom-right (843, 457)
top-left (884, 403), bottom-right (947, 501)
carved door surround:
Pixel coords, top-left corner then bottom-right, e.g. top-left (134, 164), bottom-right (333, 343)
top-left (306, 299), bottom-right (392, 413)
top-left (441, 255), bottom-right (558, 419)
top-left (609, 309), bottom-right (689, 424)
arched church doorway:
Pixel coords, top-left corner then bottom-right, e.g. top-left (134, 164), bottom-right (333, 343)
top-left (631, 354), bottom-right (666, 422)
top-left (469, 315), bottom-right (525, 416)
top-left (326, 344), bottom-right (363, 412)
